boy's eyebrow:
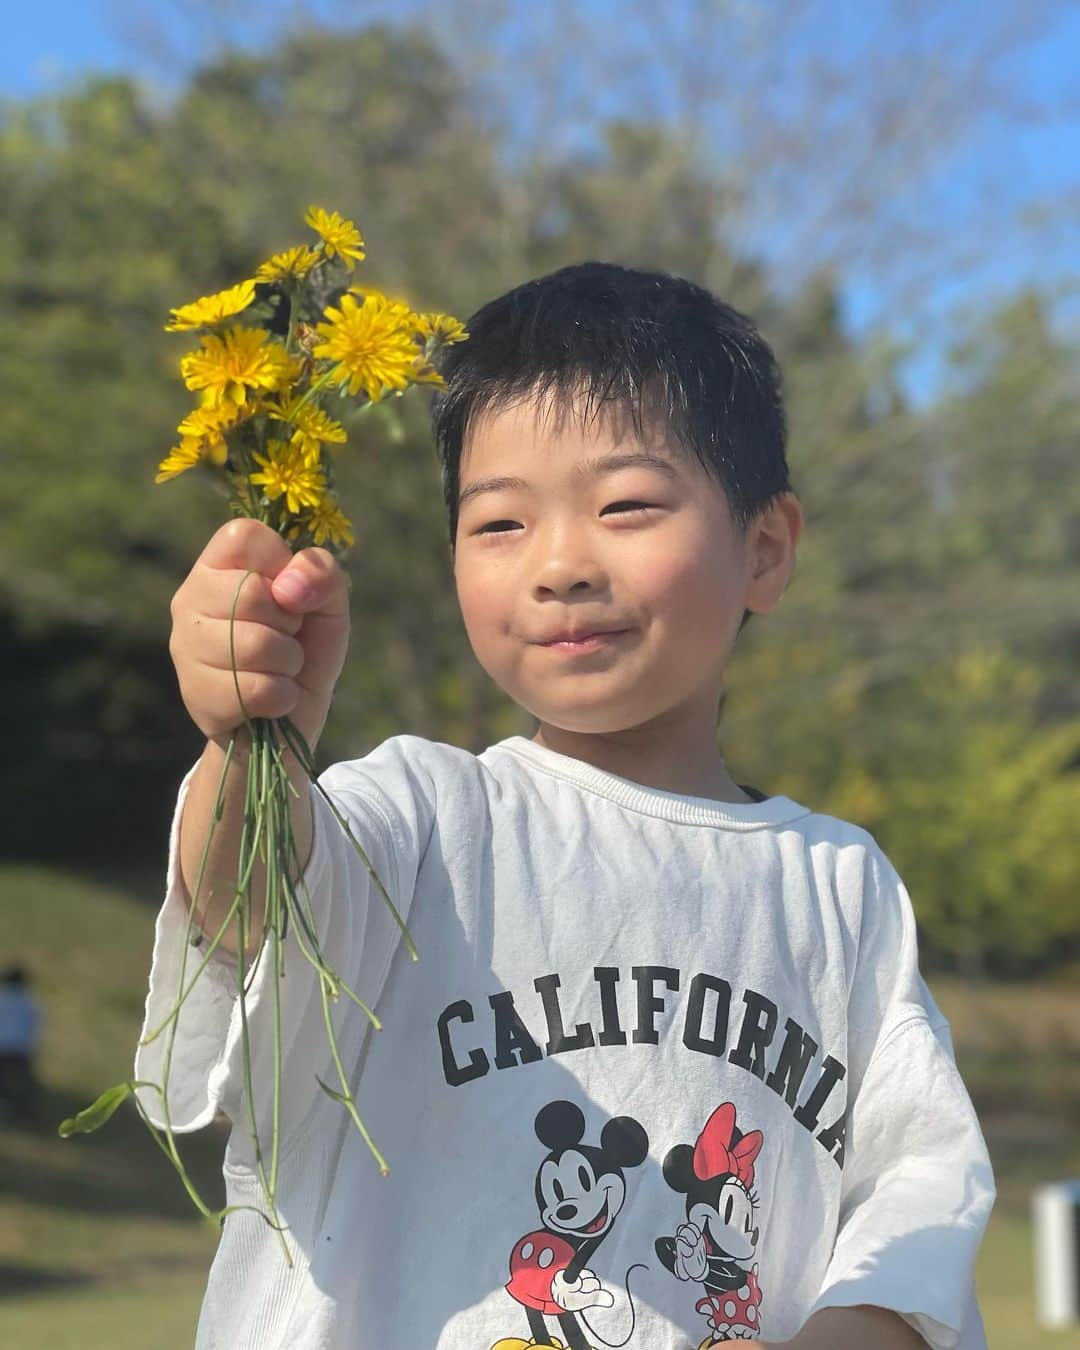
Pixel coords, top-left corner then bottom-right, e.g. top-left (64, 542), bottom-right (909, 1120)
top-left (457, 451), bottom-right (679, 509)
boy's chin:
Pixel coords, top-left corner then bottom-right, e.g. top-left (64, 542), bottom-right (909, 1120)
top-left (526, 710), bottom-right (660, 741)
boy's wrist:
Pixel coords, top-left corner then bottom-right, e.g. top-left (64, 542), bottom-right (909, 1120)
top-left (204, 725), bottom-right (315, 782)
top-left (772, 1306), bottom-right (927, 1350)
top-left (208, 728), bottom-right (252, 764)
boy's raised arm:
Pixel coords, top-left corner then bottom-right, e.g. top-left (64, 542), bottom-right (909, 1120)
top-left (168, 518), bottom-right (351, 957)
top-left (770, 1305), bottom-right (929, 1348)
top-left (175, 736), bottom-right (313, 960)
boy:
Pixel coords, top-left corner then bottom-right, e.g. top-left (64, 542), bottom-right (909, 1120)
top-left (136, 262), bottom-right (994, 1349)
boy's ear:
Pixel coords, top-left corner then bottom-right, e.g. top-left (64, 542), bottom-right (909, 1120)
top-left (747, 491), bottom-right (803, 615)
top-left (661, 1143), bottom-right (696, 1195)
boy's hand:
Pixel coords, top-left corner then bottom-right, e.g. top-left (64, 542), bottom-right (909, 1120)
top-left (169, 518), bottom-right (351, 756)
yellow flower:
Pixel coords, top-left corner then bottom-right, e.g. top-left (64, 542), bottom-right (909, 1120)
top-left (415, 312), bottom-right (469, 345)
top-left (155, 439), bottom-right (203, 484)
top-left (185, 402), bottom-right (254, 462)
top-left (254, 245), bottom-right (320, 283)
top-left (305, 499), bottom-right (356, 549)
top-left (313, 292), bottom-right (421, 402)
top-left (410, 355), bottom-right (446, 388)
top-left (156, 402), bottom-right (256, 483)
top-left (165, 279), bottom-right (257, 332)
top-left (250, 439), bottom-right (327, 516)
top-left (305, 206), bottom-right (366, 269)
top-left (349, 284), bottom-right (415, 321)
top-left (268, 399), bottom-right (347, 461)
top-left (181, 327), bottom-right (295, 407)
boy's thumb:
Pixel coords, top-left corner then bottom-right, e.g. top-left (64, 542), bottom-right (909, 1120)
top-left (270, 549), bottom-right (350, 617)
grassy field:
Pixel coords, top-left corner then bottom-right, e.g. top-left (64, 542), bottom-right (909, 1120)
top-left (2, 861), bottom-right (1078, 1348)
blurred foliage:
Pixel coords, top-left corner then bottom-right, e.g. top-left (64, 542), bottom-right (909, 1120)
top-left (0, 21), bottom-right (1076, 975)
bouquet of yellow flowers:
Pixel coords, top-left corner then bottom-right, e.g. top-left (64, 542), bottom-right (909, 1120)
top-left (59, 206), bottom-right (467, 1263)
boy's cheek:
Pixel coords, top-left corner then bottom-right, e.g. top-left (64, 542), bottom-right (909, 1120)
top-left (653, 558), bottom-right (740, 634)
top-left (453, 571), bottom-right (503, 637)
top-left (454, 598), bottom-right (518, 686)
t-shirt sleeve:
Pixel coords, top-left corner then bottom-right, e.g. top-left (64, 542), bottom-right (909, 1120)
top-left (132, 737), bottom-right (433, 1170)
top-left (805, 845), bottom-right (996, 1350)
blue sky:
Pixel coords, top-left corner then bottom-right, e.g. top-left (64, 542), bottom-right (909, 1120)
top-left (3, 2), bottom-right (1077, 408)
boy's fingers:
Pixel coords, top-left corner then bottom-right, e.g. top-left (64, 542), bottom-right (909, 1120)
top-left (271, 547), bottom-right (350, 617)
top-left (200, 518), bottom-right (294, 578)
top-left (194, 620), bottom-right (305, 678)
top-left (185, 571), bottom-right (303, 634)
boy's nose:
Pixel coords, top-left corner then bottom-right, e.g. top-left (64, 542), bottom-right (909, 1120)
top-left (531, 552), bottom-right (606, 599)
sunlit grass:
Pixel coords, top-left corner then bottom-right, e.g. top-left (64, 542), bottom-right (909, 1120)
top-left (1, 1272), bottom-right (207, 1349)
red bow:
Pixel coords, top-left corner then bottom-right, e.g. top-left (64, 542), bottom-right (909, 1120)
top-left (692, 1102), bottom-right (762, 1187)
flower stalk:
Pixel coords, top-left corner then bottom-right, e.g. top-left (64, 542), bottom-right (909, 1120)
top-left (59, 205), bottom-right (467, 1259)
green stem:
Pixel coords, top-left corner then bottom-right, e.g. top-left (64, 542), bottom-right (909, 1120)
top-left (284, 365), bottom-right (337, 423)
top-left (318, 969), bottom-right (390, 1175)
top-left (128, 1086), bottom-right (225, 1222)
top-left (265, 728), bottom-right (284, 1203)
top-left (85, 545), bottom-right (421, 1254)
top-left (128, 735), bottom-right (276, 1238)
top-left (276, 792), bottom-right (383, 1031)
top-left (232, 782), bottom-right (292, 1267)
top-left (140, 733), bottom-right (248, 1046)
top-left (277, 716), bottom-right (418, 963)
top-left (284, 280), bottom-right (298, 356)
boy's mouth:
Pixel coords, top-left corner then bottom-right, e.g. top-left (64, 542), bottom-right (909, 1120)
top-left (539, 629), bottom-right (630, 649)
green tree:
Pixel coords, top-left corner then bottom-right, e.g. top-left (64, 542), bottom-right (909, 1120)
top-left (1, 15), bottom-right (1076, 976)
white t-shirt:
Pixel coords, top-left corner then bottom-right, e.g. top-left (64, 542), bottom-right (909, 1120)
top-left (134, 734), bottom-right (994, 1350)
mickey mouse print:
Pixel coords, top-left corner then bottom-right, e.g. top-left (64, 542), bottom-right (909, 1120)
top-left (491, 1100), bottom-right (650, 1350)
top-left (490, 1098), bottom-right (766, 1350)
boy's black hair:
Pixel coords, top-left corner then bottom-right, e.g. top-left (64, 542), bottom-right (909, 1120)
top-left (431, 261), bottom-right (795, 632)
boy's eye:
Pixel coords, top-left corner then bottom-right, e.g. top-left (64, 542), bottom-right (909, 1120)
top-left (474, 502), bottom-right (655, 534)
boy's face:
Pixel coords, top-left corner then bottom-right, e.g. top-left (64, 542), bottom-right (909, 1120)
top-left (452, 391), bottom-right (796, 752)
